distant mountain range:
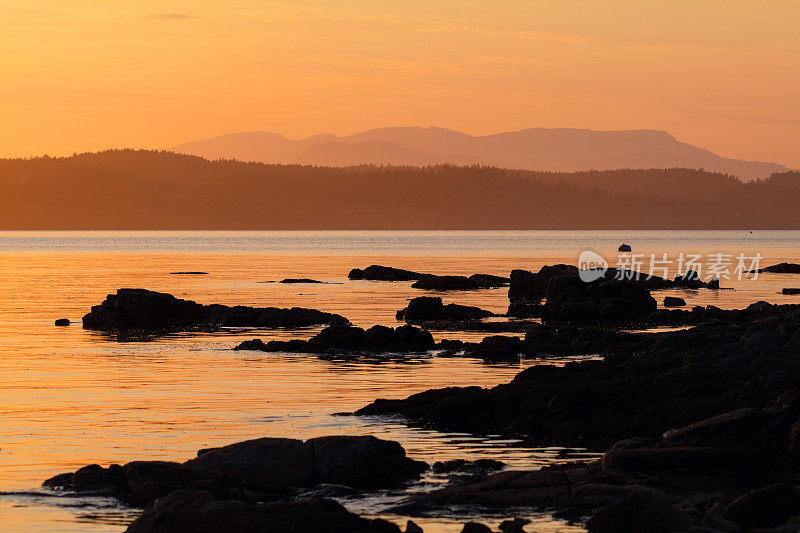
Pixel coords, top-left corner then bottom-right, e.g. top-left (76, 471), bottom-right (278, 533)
top-left (172, 127), bottom-right (787, 181)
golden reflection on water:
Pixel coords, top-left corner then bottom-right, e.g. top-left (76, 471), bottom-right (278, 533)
top-left (1, 244), bottom-right (799, 532)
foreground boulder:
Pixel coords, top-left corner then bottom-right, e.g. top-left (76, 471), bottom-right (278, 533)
top-left (397, 296), bottom-right (494, 324)
top-left (348, 265), bottom-right (423, 281)
top-left (82, 289), bottom-right (347, 331)
top-left (44, 435), bottom-right (427, 506)
top-left (191, 435), bottom-right (427, 490)
top-left (411, 274), bottom-right (509, 291)
top-left (126, 491), bottom-right (401, 533)
top-left (234, 324), bottom-right (435, 354)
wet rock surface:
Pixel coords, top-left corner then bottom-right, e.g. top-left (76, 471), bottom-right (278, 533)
top-left (82, 288), bottom-right (347, 331)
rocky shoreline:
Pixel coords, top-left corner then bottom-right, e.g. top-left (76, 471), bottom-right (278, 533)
top-left (59, 264), bottom-right (800, 532)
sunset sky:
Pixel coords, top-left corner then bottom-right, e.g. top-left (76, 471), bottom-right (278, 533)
top-left (1, 1), bottom-right (798, 167)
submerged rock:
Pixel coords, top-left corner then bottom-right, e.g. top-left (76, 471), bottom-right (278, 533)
top-left (783, 288), bottom-right (800, 295)
top-left (82, 288), bottom-right (347, 331)
top-left (279, 278), bottom-right (324, 284)
top-left (618, 244), bottom-right (632, 252)
top-left (54, 318), bottom-right (70, 326)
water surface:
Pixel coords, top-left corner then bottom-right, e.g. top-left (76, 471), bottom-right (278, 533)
top-left (1, 231), bottom-right (799, 532)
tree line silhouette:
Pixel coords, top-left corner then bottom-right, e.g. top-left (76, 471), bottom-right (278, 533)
top-left (0, 149), bottom-right (798, 229)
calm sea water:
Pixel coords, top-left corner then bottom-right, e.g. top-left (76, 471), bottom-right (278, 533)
top-left (1, 231), bottom-right (799, 533)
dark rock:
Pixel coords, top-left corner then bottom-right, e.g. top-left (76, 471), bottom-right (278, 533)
top-left (54, 318), bottom-right (70, 326)
top-left (357, 302), bottom-right (800, 448)
top-left (169, 271), bottom-right (209, 275)
top-left (461, 523), bottom-right (492, 533)
top-left (506, 302), bottom-right (541, 318)
top-left (437, 339), bottom-right (465, 352)
top-left (390, 468), bottom-right (572, 510)
top-left (673, 270), bottom-right (707, 289)
top-left (464, 335), bottom-right (524, 363)
top-left (618, 244), bottom-right (632, 252)
top-left (189, 438), bottom-right (314, 489)
top-left (602, 446), bottom-right (765, 476)
top-left (723, 483), bottom-right (800, 529)
top-left (431, 459), bottom-right (506, 475)
top-left (498, 517), bottom-right (530, 533)
top-left (189, 435), bottom-right (426, 490)
top-left (298, 484), bottom-right (359, 499)
top-left (663, 296), bottom-right (686, 307)
top-left (707, 278), bottom-right (720, 290)
top-left (541, 276), bottom-right (657, 324)
top-left (125, 491), bottom-right (401, 533)
top-left (586, 491), bottom-right (691, 533)
top-left (783, 288), bottom-right (800, 295)
top-left (233, 339), bottom-right (268, 351)
top-left (124, 460), bottom-right (247, 507)
top-left (348, 265), bottom-right (423, 281)
top-left (398, 296), bottom-right (493, 324)
top-left (236, 325), bottom-right (434, 355)
top-left (279, 278), bottom-right (324, 284)
top-left (82, 289), bottom-right (346, 331)
top-left (310, 435), bottom-right (428, 489)
top-left (749, 263), bottom-right (800, 274)
top-left (305, 324), bottom-right (367, 352)
top-left (405, 520), bottom-right (424, 533)
top-left (508, 265), bottom-right (578, 308)
top-left (233, 338), bottom-right (307, 352)
top-left (412, 274), bottom-right (508, 291)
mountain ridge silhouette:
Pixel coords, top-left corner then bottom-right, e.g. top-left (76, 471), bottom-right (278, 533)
top-left (173, 126), bottom-right (786, 181)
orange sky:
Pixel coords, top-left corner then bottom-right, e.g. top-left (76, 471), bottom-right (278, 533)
top-left (1, 1), bottom-right (798, 167)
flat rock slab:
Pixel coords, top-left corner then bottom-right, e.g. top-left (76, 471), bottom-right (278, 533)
top-left (82, 288), bottom-right (347, 331)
